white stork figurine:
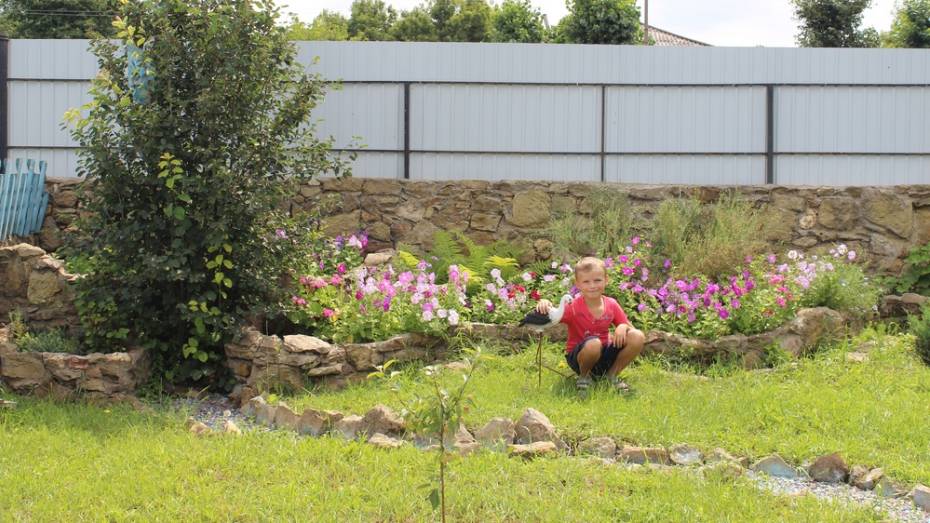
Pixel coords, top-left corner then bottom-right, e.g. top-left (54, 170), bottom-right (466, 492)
top-left (520, 294), bottom-right (572, 387)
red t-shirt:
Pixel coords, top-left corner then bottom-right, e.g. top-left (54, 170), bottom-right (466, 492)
top-left (560, 295), bottom-right (629, 353)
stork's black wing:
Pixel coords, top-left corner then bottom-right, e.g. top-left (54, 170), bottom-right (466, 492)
top-left (519, 311), bottom-right (551, 326)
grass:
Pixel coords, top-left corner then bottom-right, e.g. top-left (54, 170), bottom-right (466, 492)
top-left (0, 398), bottom-right (886, 521)
top-left (285, 326), bottom-right (930, 485)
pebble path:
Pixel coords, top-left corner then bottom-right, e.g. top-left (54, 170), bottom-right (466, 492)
top-left (180, 395), bottom-right (928, 522)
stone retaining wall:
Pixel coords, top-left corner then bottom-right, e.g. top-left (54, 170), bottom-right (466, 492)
top-left (33, 178), bottom-right (930, 273)
top-left (0, 327), bottom-right (150, 399)
top-left (0, 244), bottom-right (79, 332)
top-left (225, 307), bottom-right (846, 403)
top-left (301, 179), bottom-right (930, 273)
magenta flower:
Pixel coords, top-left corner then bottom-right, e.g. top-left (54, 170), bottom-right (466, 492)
top-left (631, 236), bottom-right (641, 245)
top-left (330, 274), bottom-right (343, 286)
top-left (663, 259), bottom-right (672, 270)
top-left (717, 308), bottom-right (730, 320)
top-left (337, 263), bottom-right (347, 275)
top-left (322, 308), bottom-right (334, 318)
top-left (291, 295), bottom-right (306, 306)
top-left (637, 302), bottom-right (648, 312)
top-left (381, 297), bottom-right (391, 312)
top-left (275, 228), bottom-right (287, 239)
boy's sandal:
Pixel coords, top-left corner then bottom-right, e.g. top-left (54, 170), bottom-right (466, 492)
top-left (576, 376), bottom-right (593, 391)
top-left (609, 377), bottom-right (631, 392)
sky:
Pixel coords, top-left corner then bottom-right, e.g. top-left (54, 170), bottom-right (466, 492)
top-left (276, 0), bottom-right (899, 47)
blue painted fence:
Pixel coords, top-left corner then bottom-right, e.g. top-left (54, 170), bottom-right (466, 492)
top-left (0, 159), bottom-right (49, 241)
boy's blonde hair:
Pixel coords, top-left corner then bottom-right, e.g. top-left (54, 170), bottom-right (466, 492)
top-left (574, 257), bottom-right (606, 277)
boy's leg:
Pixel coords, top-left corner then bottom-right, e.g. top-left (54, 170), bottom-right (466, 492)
top-left (606, 328), bottom-right (645, 378)
top-left (576, 337), bottom-right (604, 377)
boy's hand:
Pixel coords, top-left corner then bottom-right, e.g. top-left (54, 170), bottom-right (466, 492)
top-left (536, 299), bottom-right (552, 315)
top-left (611, 324), bottom-right (630, 347)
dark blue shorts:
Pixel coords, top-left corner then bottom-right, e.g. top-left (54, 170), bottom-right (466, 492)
top-left (565, 335), bottom-right (622, 377)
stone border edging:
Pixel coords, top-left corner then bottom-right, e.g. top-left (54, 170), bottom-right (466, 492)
top-left (219, 398), bottom-right (929, 515)
top-left (225, 306), bottom-right (851, 403)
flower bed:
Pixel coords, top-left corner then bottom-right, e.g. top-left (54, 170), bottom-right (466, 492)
top-left (279, 234), bottom-right (877, 345)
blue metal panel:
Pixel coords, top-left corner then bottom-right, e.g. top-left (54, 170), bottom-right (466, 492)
top-left (0, 158), bottom-right (48, 241)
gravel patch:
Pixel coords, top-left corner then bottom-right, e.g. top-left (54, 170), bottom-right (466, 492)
top-left (749, 471), bottom-right (929, 523)
top-left (175, 393), bottom-right (265, 432)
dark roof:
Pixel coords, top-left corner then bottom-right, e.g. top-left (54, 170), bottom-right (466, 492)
top-left (646, 26), bottom-right (711, 47)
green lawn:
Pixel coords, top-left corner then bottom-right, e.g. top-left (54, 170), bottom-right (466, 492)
top-left (0, 399), bottom-right (884, 521)
top-left (286, 326), bottom-right (930, 485)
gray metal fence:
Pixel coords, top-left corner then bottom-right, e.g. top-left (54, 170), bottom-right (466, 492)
top-left (4, 39), bottom-right (930, 185)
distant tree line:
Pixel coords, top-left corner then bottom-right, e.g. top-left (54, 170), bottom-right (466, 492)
top-left (1, 0), bottom-right (929, 49)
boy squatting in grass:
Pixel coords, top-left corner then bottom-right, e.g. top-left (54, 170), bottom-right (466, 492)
top-left (536, 257), bottom-right (645, 392)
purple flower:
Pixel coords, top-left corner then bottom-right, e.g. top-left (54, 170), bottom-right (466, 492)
top-left (637, 302), bottom-right (648, 312)
top-left (663, 259), bottom-right (672, 270)
top-left (767, 254), bottom-right (777, 264)
top-left (485, 299), bottom-right (494, 312)
top-left (631, 236), bottom-right (641, 246)
top-left (381, 297), bottom-right (391, 312)
top-left (275, 228), bottom-right (287, 239)
top-left (337, 263), bottom-right (347, 275)
top-left (622, 267), bottom-right (634, 276)
top-left (717, 308), bottom-right (730, 320)
top-left (848, 251), bottom-right (857, 261)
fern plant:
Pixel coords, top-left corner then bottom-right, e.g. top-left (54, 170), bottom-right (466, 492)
top-left (895, 241), bottom-right (930, 296)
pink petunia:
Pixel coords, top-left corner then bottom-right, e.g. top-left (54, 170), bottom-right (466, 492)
top-left (323, 308), bottom-right (334, 318)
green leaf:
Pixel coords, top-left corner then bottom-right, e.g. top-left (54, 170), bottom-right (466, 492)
top-left (173, 207), bottom-right (186, 220)
top-left (428, 489), bottom-right (440, 510)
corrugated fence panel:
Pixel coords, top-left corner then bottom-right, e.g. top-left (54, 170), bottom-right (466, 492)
top-left (9, 81), bottom-right (92, 148)
top-left (410, 153), bottom-right (600, 182)
top-left (775, 156), bottom-right (930, 185)
top-left (9, 40), bottom-right (96, 80)
top-left (411, 85), bottom-right (600, 153)
top-left (311, 83), bottom-right (403, 150)
top-left (607, 86), bottom-right (765, 153)
top-left (342, 152), bottom-right (403, 179)
top-left (606, 155), bottom-right (765, 185)
top-left (7, 148), bottom-right (81, 179)
top-left (776, 86), bottom-right (930, 153)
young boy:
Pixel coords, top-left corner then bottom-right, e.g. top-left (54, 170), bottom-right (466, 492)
top-left (536, 257), bottom-right (645, 393)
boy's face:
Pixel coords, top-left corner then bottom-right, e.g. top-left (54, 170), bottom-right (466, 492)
top-left (575, 266), bottom-right (607, 300)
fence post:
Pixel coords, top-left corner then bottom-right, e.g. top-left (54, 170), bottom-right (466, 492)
top-left (403, 82), bottom-right (410, 180)
top-left (600, 85), bottom-right (606, 183)
top-left (765, 85), bottom-right (774, 184)
top-left (0, 35), bottom-right (8, 164)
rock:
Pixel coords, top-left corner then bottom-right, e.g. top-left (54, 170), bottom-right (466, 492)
top-left (818, 198), bottom-right (858, 230)
top-left (363, 251), bottom-right (395, 267)
top-left (255, 402), bottom-right (276, 427)
top-left (297, 408), bottom-right (329, 436)
top-left (470, 213), bottom-right (501, 232)
top-left (241, 395), bottom-right (265, 418)
top-left (26, 270), bottom-right (62, 304)
top-left (875, 476), bottom-right (907, 498)
top-left (910, 485), bottom-right (930, 513)
top-left (706, 448), bottom-right (749, 468)
top-left (368, 432), bottom-right (404, 449)
top-left (510, 190), bottom-right (551, 228)
top-left (514, 408), bottom-right (559, 445)
top-left (848, 465), bottom-right (869, 488)
top-left (273, 404), bottom-right (300, 431)
top-left (577, 437), bottom-right (617, 460)
top-left (808, 453), bottom-right (848, 483)
top-left (322, 211), bottom-right (361, 238)
top-left (335, 415), bottom-right (365, 440)
top-left (475, 417), bottom-right (516, 449)
top-left (1, 352), bottom-right (51, 391)
top-left (189, 421), bottom-right (211, 436)
top-left (845, 352), bottom-right (868, 363)
top-left (617, 446), bottom-right (670, 465)
top-left (281, 335), bottom-right (331, 356)
top-left (224, 420), bottom-right (242, 435)
top-left (853, 467), bottom-right (884, 490)
top-left (863, 190), bottom-right (913, 238)
top-left (508, 441), bottom-right (558, 458)
top-left (362, 404), bottom-right (405, 436)
top-left (669, 444), bottom-right (703, 466)
top-left (750, 455), bottom-right (800, 479)
top-left (452, 425), bottom-right (479, 456)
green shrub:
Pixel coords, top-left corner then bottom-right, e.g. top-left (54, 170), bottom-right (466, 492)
top-left (909, 303), bottom-right (930, 365)
top-left (799, 261), bottom-right (880, 319)
top-left (545, 189), bottom-right (638, 259)
top-left (652, 192), bottom-right (773, 280)
top-left (7, 311), bottom-right (81, 354)
top-left (894, 241), bottom-right (930, 296)
top-left (66, 0), bottom-right (349, 384)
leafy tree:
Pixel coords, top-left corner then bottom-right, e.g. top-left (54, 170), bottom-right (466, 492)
top-left (491, 0), bottom-right (545, 42)
top-left (392, 7), bottom-right (438, 41)
top-left (349, 0), bottom-right (397, 40)
top-left (430, 0), bottom-right (491, 42)
top-left (286, 11), bottom-right (349, 41)
top-left (882, 0), bottom-right (930, 48)
top-left (791, 0), bottom-right (880, 47)
top-left (0, 0), bottom-right (117, 38)
top-left (66, 0), bottom-right (349, 383)
top-left (561, 0), bottom-right (641, 45)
